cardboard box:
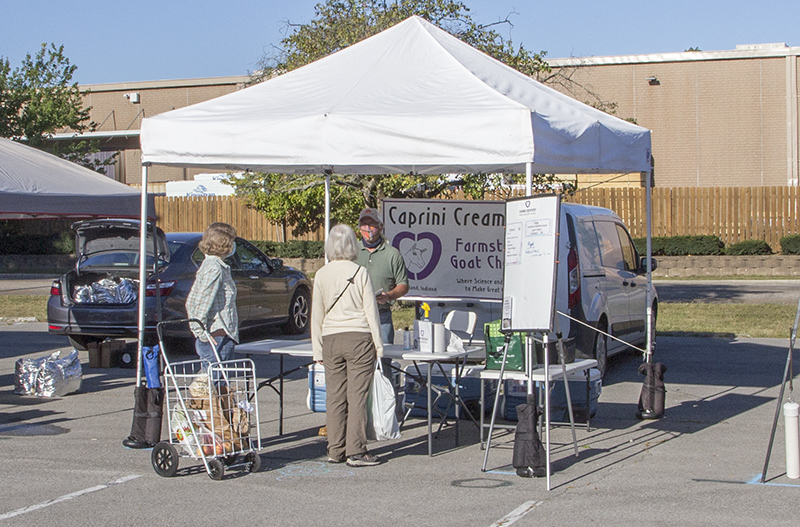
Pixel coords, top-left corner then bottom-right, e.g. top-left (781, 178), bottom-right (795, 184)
top-left (86, 339), bottom-right (126, 368)
top-left (87, 342), bottom-right (102, 368)
top-left (101, 339), bottom-right (125, 368)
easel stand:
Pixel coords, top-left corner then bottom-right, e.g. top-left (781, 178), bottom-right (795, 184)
top-left (760, 296), bottom-right (800, 482)
top-left (481, 331), bottom-right (579, 491)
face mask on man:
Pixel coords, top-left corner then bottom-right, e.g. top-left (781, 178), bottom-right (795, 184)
top-left (359, 223), bottom-right (381, 244)
top-left (226, 241), bottom-right (236, 258)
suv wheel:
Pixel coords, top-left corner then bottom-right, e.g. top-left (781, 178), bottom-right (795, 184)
top-left (593, 320), bottom-right (608, 378)
top-left (282, 288), bottom-right (310, 335)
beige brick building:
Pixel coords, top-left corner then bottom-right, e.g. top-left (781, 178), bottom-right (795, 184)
top-left (63, 76), bottom-right (250, 185)
top-left (549, 43), bottom-right (799, 188)
top-left (66, 43), bottom-right (799, 189)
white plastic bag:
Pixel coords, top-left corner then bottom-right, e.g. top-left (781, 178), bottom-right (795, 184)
top-left (367, 362), bottom-right (401, 441)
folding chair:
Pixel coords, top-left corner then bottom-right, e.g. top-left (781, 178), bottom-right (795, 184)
top-left (443, 309), bottom-right (478, 345)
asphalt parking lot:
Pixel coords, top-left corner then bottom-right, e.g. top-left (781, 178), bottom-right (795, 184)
top-left (1, 320), bottom-right (799, 526)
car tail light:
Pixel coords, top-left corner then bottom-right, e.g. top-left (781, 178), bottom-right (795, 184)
top-left (567, 246), bottom-right (581, 309)
top-left (50, 281), bottom-right (61, 296)
top-left (146, 280), bottom-right (177, 297)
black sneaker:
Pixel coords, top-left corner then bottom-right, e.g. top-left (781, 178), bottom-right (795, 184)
top-left (122, 437), bottom-right (152, 449)
top-left (327, 456), bottom-right (345, 464)
top-left (516, 466), bottom-right (546, 478)
top-left (346, 453), bottom-right (381, 467)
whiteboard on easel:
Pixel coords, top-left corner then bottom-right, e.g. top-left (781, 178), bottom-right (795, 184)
top-left (501, 194), bottom-right (561, 332)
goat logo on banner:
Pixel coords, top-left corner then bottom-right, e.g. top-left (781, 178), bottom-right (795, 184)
top-left (392, 232), bottom-right (442, 280)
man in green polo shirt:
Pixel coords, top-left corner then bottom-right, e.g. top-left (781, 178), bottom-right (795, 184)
top-left (356, 207), bottom-right (409, 345)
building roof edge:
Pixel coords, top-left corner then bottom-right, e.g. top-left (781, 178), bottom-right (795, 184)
top-left (80, 75), bottom-right (251, 92)
top-left (548, 44), bottom-right (800, 67)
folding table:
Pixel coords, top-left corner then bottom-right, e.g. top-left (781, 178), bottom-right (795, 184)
top-left (236, 339), bottom-right (481, 455)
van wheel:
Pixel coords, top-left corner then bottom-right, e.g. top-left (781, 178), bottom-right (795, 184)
top-left (593, 321), bottom-right (608, 379)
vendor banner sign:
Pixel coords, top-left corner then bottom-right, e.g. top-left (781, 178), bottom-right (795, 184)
top-left (382, 199), bottom-right (505, 301)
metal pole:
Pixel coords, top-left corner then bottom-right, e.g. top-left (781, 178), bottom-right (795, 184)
top-left (136, 165), bottom-right (149, 385)
top-left (645, 169), bottom-right (654, 363)
top-left (526, 162), bottom-right (532, 194)
top-left (761, 295), bottom-right (800, 482)
top-left (482, 335), bottom-right (511, 472)
top-left (543, 332), bottom-right (551, 491)
top-left (324, 171), bottom-right (331, 263)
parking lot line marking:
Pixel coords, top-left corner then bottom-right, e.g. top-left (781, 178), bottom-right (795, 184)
top-left (0, 474), bottom-right (140, 521)
top-left (488, 500), bottom-right (543, 527)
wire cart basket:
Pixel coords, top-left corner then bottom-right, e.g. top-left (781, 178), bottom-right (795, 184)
top-left (151, 320), bottom-right (262, 480)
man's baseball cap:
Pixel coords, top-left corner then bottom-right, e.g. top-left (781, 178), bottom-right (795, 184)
top-left (359, 208), bottom-right (382, 226)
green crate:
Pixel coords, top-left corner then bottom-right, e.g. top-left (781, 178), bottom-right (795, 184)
top-left (484, 320), bottom-right (531, 371)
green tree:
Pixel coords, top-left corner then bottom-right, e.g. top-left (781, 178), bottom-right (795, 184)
top-left (0, 43), bottom-right (114, 173)
top-left (235, 0), bottom-right (572, 236)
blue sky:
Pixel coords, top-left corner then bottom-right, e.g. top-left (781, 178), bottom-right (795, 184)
top-left (2, 0), bottom-right (798, 85)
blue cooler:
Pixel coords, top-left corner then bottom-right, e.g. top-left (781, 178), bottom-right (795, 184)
top-left (307, 363), bottom-right (327, 412)
top-left (550, 368), bottom-right (601, 422)
top-left (503, 379), bottom-right (530, 421)
top-left (404, 364), bottom-right (491, 419)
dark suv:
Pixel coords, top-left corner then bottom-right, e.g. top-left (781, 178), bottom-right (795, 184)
top-left (47, 219), bottom-right (312, 351)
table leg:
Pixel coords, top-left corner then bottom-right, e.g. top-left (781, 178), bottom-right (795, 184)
top-left (480, 378), bottom-right (485, 448)
top-left (427, 362), bottom-right (432, 457)
top-left (279, 354), bottom-right (284, 436)
top-left (454, 360), bottom-right (460, 447)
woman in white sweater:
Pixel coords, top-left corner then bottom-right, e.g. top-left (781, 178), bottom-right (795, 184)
top-left (311, 224), bottom-right (384, 467)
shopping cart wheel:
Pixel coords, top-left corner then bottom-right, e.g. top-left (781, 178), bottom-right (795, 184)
top-left (207, 458), bottom-right (224, 480)
top-left (151, 442), bottom-right (179, 477)
top-left (245, 451), bottom-right (262, 473)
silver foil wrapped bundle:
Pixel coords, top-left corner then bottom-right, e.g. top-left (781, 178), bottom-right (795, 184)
top-left (14, 350), bottom-right (82, 397)
top-left (117, 278), bottom-right (138, 303)
top-left (92, 278), bottom-right (118, 303)
top-left (73, 285), bottom-right (93, 303)
top-left (72, 277), bottom-right (139, 304)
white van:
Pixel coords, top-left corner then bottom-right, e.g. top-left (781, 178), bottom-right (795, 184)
top-left (424, 202), bottom-right (657, 378)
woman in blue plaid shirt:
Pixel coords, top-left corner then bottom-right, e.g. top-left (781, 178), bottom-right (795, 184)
top-left (186, 222), bottom-right (239, 367)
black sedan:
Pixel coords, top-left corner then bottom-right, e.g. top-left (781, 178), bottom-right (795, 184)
top-left (48, 219), bottom-right (311, 352)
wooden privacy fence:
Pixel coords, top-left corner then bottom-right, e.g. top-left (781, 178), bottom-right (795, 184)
top-left (564, 186), bottom-right (800, 249)
top-left (154, 187), bottom-right (800, 248)
top-left (153, 195), bottom-right (324, 242)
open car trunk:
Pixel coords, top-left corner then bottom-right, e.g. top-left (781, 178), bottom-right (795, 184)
top-left (65, 218), bottom-right (168, 306)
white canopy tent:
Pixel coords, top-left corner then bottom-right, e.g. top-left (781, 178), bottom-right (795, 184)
top-left (139, 15), bottom-right (655, 357)
top-left (142, 16), bottom-right (650, 176)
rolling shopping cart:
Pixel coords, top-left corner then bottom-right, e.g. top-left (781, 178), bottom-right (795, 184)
top-left (151, 319), bottom-right (262, 480)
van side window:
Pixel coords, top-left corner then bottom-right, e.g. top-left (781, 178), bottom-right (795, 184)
top-left (576, 219), bottom-right (603, 270)
top-left (616, 224), bottom-right (638, 272)
top-left (593, 221), bottom-right (625, 270)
